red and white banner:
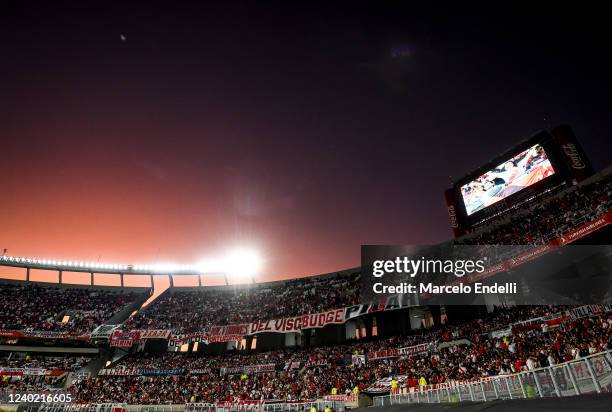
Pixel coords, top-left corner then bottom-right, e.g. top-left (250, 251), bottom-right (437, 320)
top-left (0, 330), bottom-right (24, 338)
top-left (399, 343), bottom-right (432, 356)
top-left (188, 369), bottom-right (212, 375)
top-left (206, 334), bottom-right (244, 343)
top-left (249, 308), bottom-right (345, 334)
top-left (0, 329), bottom-right (89, 341)
top-left (133, 329), bottom-right (171, 340)
top-left (489, 327), bottom-right (512, 339)
top-left (364, 375), bottom-right (409, 394)
top-left (207, 324), bottom-right (250, 342)
top-left (214, 401), bottom-right (262, 408)
top-left (168, 332), bottom-right (208, 347)
top-left (110, 331), bottom-right (141, 348)
top-left (557, 213), bottom-right (611, 245)
top-left (220, 363), bottom-right (276, 375)
top-left (110, 339), bottom-right (134, 348)
top-left (98, 368), bottom-right (140, 376)
top-left (208, 308), bottom-right (345, 341)
top-left (323, 394), bottom-right (357, 403)
top-left (367, 348), bottom-right (400, 360)
top-left (511, 303), bottom-right (612, 332)
top-left (284, 361), bottom-right (301, 370)
top-left (368, 343), bottom-right (432, 361)
top-left (569, 303), bottom-right (612, 319)
top-left (507, 244), bottom-right (556, 268)
top-left (305, 359), bottom-right (330, 368)
top-left (569, 355), bottom-right (612, 380)
top-left (165, 295), bottom-right (611, 347)
top-left (0, 368), bottom-right (47, 376)
top-left (456, 212), bottom-right (611, 287)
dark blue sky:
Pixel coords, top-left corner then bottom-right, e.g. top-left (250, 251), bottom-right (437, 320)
top-left (1, 3), bottom-right (610, 280)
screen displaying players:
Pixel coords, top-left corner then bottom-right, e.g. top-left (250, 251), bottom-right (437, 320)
top-left (461, 144), bottom-right (555, 216)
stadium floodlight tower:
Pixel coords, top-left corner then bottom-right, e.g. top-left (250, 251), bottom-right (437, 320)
top-left (0, 247), bottom-right (264, 288)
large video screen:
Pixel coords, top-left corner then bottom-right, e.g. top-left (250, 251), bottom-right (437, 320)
top-left (460, 144), bottom-right (555, 216)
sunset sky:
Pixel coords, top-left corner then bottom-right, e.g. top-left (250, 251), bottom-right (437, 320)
top-left (2, 4), bottom-right (611, 287)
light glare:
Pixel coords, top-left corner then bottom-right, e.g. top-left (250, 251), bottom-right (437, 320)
top-left (224, 248), bottom-right (263, 278)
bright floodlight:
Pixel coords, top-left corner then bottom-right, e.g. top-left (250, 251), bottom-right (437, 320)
top-left (223, 248), bottom-right (263, 278)
top-left (198, 258), bottom-right (225, 274)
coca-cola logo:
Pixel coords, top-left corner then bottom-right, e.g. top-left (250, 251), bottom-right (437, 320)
top-left (562, 143), bottom-right (586, 169)
top-left (447, 205), bottom-right (458, 228)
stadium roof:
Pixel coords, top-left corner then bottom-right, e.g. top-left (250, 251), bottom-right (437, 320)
top-left (0, 254), bottom-right (213, 276)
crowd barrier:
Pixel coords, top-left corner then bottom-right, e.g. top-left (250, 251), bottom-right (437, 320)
top-left (373, 349), bottom-right (612, 406)
top-left (9, 399), bottom-right (346, 412)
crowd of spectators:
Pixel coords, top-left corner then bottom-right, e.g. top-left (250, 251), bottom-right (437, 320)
top-left (0, 353), bottom-right (91, 371)
top-left (0, 354), bottom-right (92, 392)
top-left (369, 313), bottom-right (611, 387)
top-left (126, 273), bottom-right (360, 333)
top-left (0, 283), bottom-right (141, 334)
top-left (69, 305), bottom-right (612, 404)
top-left (0, 376), bottom-right (68, 392)
top-left (71, 342), bottom-right (384, 404)
top-left (461, 177), bottom-right (611, 245)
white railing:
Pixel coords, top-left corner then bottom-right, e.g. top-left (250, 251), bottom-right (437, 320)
top-left (184, 401), bottom-right (346, 412)
top-left (373, 350), bottom-right (612, 407)
top-left (21, 399), bottom-right (346, 412)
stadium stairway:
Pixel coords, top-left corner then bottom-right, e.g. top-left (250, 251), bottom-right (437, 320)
top-left (127, 287), bottom-right (171, 322)
top-left (102, 290), bottom-right (151, 326)
top-left (65, 347), bottom-right (114, 388)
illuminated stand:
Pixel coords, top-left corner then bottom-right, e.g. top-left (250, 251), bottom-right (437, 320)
top-left (0, 248), bottom-right (263, 289)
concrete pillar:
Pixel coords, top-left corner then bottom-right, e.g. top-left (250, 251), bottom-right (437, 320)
top-left (345, 320), bottom-right (358, 340)
top-left (303, 330), bottom-right (311, 347)
top-left (90, 272), bottom-right (94, 286)
top-left (58, 270), bottom-right (62, 284)
top-left (169, 275), bottom-right (174, 288)
top-left (363, 316), bottom-right (373, 338)
top-left (484, 294), bottom-right (502, 311)
top-left (26, 267), bottom-right (30, 283)
top-left (400, 309), bottom-right (410, 335)
top-left (285, 333), bottom-right (297, 347)
top-left (120, 274), bottom-right (124, 287)
top-left (409, 308), bottom-right (423, 330)
top-left (429, 306), bottom-right (441, 328)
